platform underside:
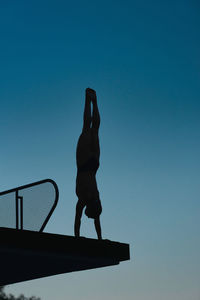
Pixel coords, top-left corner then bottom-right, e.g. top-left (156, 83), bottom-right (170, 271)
top-left (0, 228), bottom-right (130, 285)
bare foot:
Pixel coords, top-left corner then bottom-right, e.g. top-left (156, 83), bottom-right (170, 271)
top-left (86, 88), bottom-right (96, 103)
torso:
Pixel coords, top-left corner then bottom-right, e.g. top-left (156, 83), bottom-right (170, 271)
top-left (76, 129), bottom-right (100, 169)
top-left (76, 171), bottom-right (99, 201)
top-left (76, 128), bottom-right (100, 201)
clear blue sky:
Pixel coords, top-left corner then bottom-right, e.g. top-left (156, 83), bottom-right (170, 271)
top-left (1, 0), bottom-right (200, 299)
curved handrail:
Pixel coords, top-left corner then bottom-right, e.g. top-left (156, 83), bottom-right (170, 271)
top-left (0, 179), bottom-right (59, 232)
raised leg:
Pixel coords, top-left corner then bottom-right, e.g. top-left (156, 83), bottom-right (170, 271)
top-left (91, 92), bottom-right (100, 131)
top-left (82, 89), bottom-right (92, 132)
top-left (92, 101), bottom-right (100, 131)
top-left (84, 88), bottom-right (100, 131)
top-left (91, 93), bottom-right (100, 156)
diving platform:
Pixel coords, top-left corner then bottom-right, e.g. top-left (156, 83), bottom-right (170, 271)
top-left (0, 227), bottom-right (130, 285)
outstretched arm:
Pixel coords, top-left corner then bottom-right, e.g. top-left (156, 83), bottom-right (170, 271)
top-left (74, 200), bottom-right (85, 237)
top-left (94, 216), bottom-right (102, 240)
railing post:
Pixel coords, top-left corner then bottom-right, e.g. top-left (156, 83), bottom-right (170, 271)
top-left (15, 191), bottom-right (23, 230)
top-left (15, 191), bottom-right (19, 230)
top-left (19, 196), bottom-right (23, 230)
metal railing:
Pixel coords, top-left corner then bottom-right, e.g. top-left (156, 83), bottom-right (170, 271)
top-left (0, 179), bottom-right (59, 232)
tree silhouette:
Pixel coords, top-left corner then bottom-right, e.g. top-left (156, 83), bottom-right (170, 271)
top-left (0, 286), bottom-right (40, 300)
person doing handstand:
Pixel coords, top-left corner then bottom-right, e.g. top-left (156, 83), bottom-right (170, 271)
top-left (74, 88), bottom-right (102, 240)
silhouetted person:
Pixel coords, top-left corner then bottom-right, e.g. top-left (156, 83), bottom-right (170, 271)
top-left (74, 88), bottom-right (102, 240)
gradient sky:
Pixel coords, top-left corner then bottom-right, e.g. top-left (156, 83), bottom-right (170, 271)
top-left (1, 1), bottom-right (200, 299)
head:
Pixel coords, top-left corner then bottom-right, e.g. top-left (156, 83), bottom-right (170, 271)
top-left (85, 198), bottom-right (102, 219)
